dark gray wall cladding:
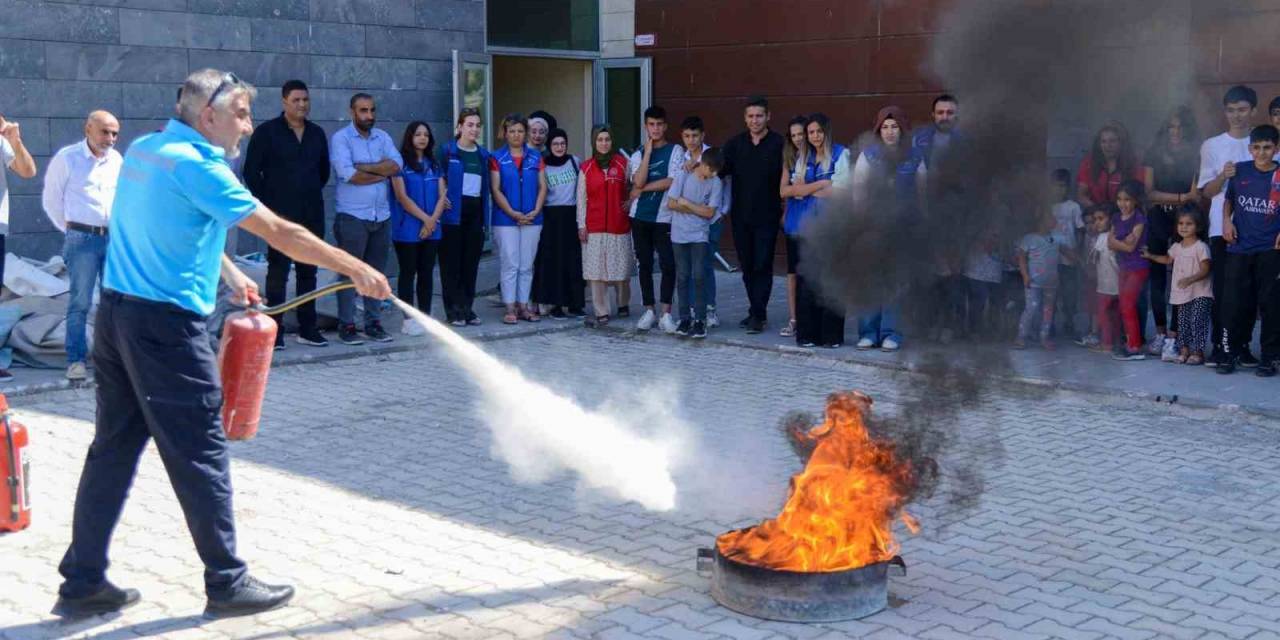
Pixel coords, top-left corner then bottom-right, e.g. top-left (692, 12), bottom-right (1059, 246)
top-left (2, 0), bottom-right (485, 260)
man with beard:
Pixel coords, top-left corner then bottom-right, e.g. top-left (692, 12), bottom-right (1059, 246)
top-left (329, 93), bottom-right (404, 345)
top-left (913, 94), bottom-right (961, 170)
top-left (53, 68), bottom-right (391, 620)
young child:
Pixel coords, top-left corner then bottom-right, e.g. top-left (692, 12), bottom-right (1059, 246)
top-left (666, 148), bottom-right (724, 339)
top-left (1015, 210), bottom-right (1070, 349)
top-left (1108, 180), bottom-right (1149, 360)
top-left (1051, 169), bottom-right (1085, 338)
top-left (1087, 206), bottom-right (1123, 353)
top-left (1142, 208), bottom-right (1212, 364)
top-left (963, 230), bottom-right (1003, 339)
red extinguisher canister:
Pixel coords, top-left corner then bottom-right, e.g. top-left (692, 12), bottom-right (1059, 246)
top-left (0, 393), bottom-right (32, 533)
top-left (217, 310), bottom-right (278, 441)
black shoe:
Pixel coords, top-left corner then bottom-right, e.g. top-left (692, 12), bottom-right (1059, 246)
top-left (466, 311), bottom-right (482, 326)
top-left (1217, 357), bottom-right (1237, 375)
top-left (204, 576), bottom-right (294, 620)
top-left (338, 324), bottom-right (364, 345)
top-left (691, 321), bottom-right (707, 339)
top-left (52, 582), bottom-right (141, 619)
top-left (549, 307), bottom-right (567, 319)
top-left (364, 322), bottom-right (393, 343)
top-left (1239, 350), bottom-right (1259, 368)
top-left (295, 327), bottom-right (329, 347)
top-left (746, 318), bottom-right (765, 334)
top-left (738, 315), bottom-right (753, 329)
top-left (1257, 361), bottom-right (1277, 377)
top-left (617, 306), bottom-right (631, 318)
top-left (568, 308), bottom-right (586, 318)
top-left (675, 319), bottom-right (692, 336)
top-left (273, 331), bottom-right (285, 351)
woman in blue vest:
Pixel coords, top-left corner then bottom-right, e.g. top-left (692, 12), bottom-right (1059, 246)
top-left (437, 107), bottom-right (490, 327)
top-left (792, 113), bottom-right (850, 348)
top-left (390, 121), bottom-right (446, 330)
top-left (489, 113), bottom-right (548, 324)
top-left (850, 105), bottom-right (927, 352)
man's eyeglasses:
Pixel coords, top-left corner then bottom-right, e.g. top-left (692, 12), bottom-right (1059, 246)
top-left (206, 72), bottom-right (243, 108)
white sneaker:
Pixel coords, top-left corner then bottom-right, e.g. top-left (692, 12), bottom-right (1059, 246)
top-left (881, 338), bottom-right (901, 352)
top-left (401, 320), bottom-right (426, 336)
top-left (706, 308), bottom-right (720, 328)
top-left (659, 312), bottom-right (679, 334)
top-left (66, 362), bottom-right (87, 381)
top-left (1146, 334), bottom-right (1165, 356)
top-left (636, 309), bottom-right (657, 331)
top-left (856, 338), bottom-right (875, 349)
top-left (1160, 337), bottom-right (1179, 362)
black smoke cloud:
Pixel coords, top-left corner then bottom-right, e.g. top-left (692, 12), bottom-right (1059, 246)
top-left (794, 0), bottom-right (1199, 522)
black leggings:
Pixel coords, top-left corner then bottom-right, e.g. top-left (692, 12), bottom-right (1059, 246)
top-left (632, 219), bottom-right (675, 307)
top-left (394, 239), bottom-right (438, 314)
top-left (439, 196), bottom-right (485, 321)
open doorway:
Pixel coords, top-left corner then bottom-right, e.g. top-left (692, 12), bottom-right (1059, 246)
top-left (492, 56), bottom-right (593, 158)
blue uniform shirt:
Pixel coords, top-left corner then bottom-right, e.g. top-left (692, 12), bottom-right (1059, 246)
top-left (1225, 161), bottom-right (1280, 255)
top-left (104, 119), bottom-right (258, 316)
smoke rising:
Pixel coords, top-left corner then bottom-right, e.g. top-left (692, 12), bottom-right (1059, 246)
top-left (795, 0), bottom-right (1199, 521)
top-left (395, 300), bottom-right (682, 512)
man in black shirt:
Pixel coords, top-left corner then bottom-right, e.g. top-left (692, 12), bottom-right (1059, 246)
top-left (720, 96), bottom-right (784, 333)
top-left (243, 79), bottom-right (331, 348)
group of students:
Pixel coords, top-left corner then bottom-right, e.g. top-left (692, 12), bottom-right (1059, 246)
top-left (1006, 85), bottom-right (1280, 377)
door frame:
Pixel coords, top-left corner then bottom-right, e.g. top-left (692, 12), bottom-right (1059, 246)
top-left (453, 50), bottom-right (494, 142)
top-left (592, 57), bottom-right (652, 134)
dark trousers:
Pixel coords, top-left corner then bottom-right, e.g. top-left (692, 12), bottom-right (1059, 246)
top-left (964, 278), bottom-right (1001, 337)
top-left (1057, 264), bottom-right (1082, 335)
top-left (795, 273), bottom-right (844, 346)
top-left (394, 239), bottom-right (438, 314)
top-left (58, 290), bottom-right (246, 598)
top-left (632, 219), bottom-right (675, 307)
top-left (266, 205), bottom-right (325, 333)
top-left (1219, 250), bottom-right (1280, 361)
top-left (672, 241), bottom-right (707, 322)
top-left (334, 213), bottom-right (391, 326)
top-left (1147, 254), bottom-right (1169, 332)
top-left (731, 220), bottom-right (780, 321)
top-left (1211, 236), bottom-right (1228, 349)
top-left (439, 196), bottom-right (485, 322)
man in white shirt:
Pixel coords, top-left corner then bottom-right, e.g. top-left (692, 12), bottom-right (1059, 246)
top-left (1198, 85), bottom-right (1257, 367)
top-left (42, 110), bottom-right (123, 381)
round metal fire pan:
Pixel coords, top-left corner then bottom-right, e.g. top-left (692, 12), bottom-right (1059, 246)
top-left (700, 543), bottom-right (906, 623)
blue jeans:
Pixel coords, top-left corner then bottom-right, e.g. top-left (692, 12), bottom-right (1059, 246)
top-left (702, 220), bottom-right (723, 308)
top-left (334, 213), bottom-right (391, 326)
top-left (63, 229), bottom-right (108, 364)
top-left (673, 242), bottom-right (707, 322)
top-left (858, 306), bottom-right (902, 344)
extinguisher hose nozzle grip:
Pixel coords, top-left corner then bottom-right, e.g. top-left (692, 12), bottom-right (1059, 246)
top-left (257, 281), bottom-right (359, 316)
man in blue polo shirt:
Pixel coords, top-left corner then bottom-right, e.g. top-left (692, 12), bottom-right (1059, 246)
top-left (1217, 124), bottom-right (1280, 376)
top-left (53, 69), bottom-right (390, 620)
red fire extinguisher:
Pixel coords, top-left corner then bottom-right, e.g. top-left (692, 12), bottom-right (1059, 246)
top-left (1, 393), bottom-right (32, 533)
top-left (218, 310), bottom-right (278, 441)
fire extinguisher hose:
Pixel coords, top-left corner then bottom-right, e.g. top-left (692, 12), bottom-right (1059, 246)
top-left (255, 281), bottom-right (357, 316)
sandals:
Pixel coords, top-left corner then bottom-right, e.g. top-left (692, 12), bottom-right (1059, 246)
top-left (521, 312), bottom-right (541, 323)
top-left (502, 312), bottom-right (518, 325)
top-left (1186, 354), bottom-right (1203, 365)
top-left (590, 314), bottom-right (610, 328)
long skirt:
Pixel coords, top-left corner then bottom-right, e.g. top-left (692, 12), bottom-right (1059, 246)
top-left (583, 231), bottom-right (635, 282)
top-left (531, 205), bottom-right (585, 309)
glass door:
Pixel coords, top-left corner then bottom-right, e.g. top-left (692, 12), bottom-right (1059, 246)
top-left (592, 58), bottom-right (651, 157)
top-left (453, 50), bottom-right (494, 246)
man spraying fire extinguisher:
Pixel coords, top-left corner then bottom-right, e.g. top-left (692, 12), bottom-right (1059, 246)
top-left (52, 69), bottom-right (391, 620)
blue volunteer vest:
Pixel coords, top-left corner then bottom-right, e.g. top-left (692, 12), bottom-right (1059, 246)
top-left (786, 144), bottom-right (847, 234)
top-left (491, 144), bottom-right (542, 227)
top-left (440, 140), bottom-right (490, 226)
top-left (862, 142), bottom-right (924, 201)
top-left (390, 160), bottom-right (443, 242)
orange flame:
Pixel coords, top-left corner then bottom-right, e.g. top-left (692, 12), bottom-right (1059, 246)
top-left (717, 391), bottom-right (918, 572)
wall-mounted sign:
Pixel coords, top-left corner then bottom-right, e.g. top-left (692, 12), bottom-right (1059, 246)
top-left (635, 34), bottom-right (655, 47)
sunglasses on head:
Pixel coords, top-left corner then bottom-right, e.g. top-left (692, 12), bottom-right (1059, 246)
top-left (206, 72), bottom-right (243, 108)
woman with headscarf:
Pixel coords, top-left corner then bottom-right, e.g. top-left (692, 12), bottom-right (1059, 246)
top-left (577, 125), bottom-right (633, 326)
top-left (531, 128), bottom-right (585, 317)
top-left (527, 110), bottom-right (557, 154)
top-left (850, 105), bottom-right (927, 352)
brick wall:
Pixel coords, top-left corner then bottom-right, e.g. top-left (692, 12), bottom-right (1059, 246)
top-left (0, 0), bottom-right (485, 260)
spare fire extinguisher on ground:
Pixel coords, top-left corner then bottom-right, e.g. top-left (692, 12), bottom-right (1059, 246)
top-left (217, 282), bottom-right (356, 441)
top-left (1, 393), bottom-right (32, 533)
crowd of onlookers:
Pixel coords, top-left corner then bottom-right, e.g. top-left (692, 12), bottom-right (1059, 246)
top-left (3, 77), bottom-right (1279, 382)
